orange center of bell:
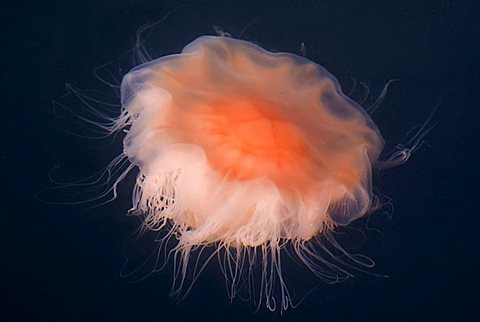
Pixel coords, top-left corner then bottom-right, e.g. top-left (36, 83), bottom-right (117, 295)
top-left (189, 100), bottom-right (315, 182)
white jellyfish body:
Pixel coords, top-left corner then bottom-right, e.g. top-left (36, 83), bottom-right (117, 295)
top-left (113, 36), bottom-right (384, 310)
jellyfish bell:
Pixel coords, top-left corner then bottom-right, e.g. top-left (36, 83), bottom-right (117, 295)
top-left (95, 34), bottom-right (422, 311)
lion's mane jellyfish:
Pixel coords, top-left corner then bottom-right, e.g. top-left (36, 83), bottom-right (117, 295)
top-left (110, 36), bottom-right (395, 310)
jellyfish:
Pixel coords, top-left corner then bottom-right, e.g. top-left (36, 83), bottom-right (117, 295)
top-left (101, 35), bottom-right (422, 311)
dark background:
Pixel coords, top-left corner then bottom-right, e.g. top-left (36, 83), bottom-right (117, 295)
top-left (3, 1), bottom-right (479, 321)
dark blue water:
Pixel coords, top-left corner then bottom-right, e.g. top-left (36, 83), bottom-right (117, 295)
top-left (3, 1), bottom-right (479, 321)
